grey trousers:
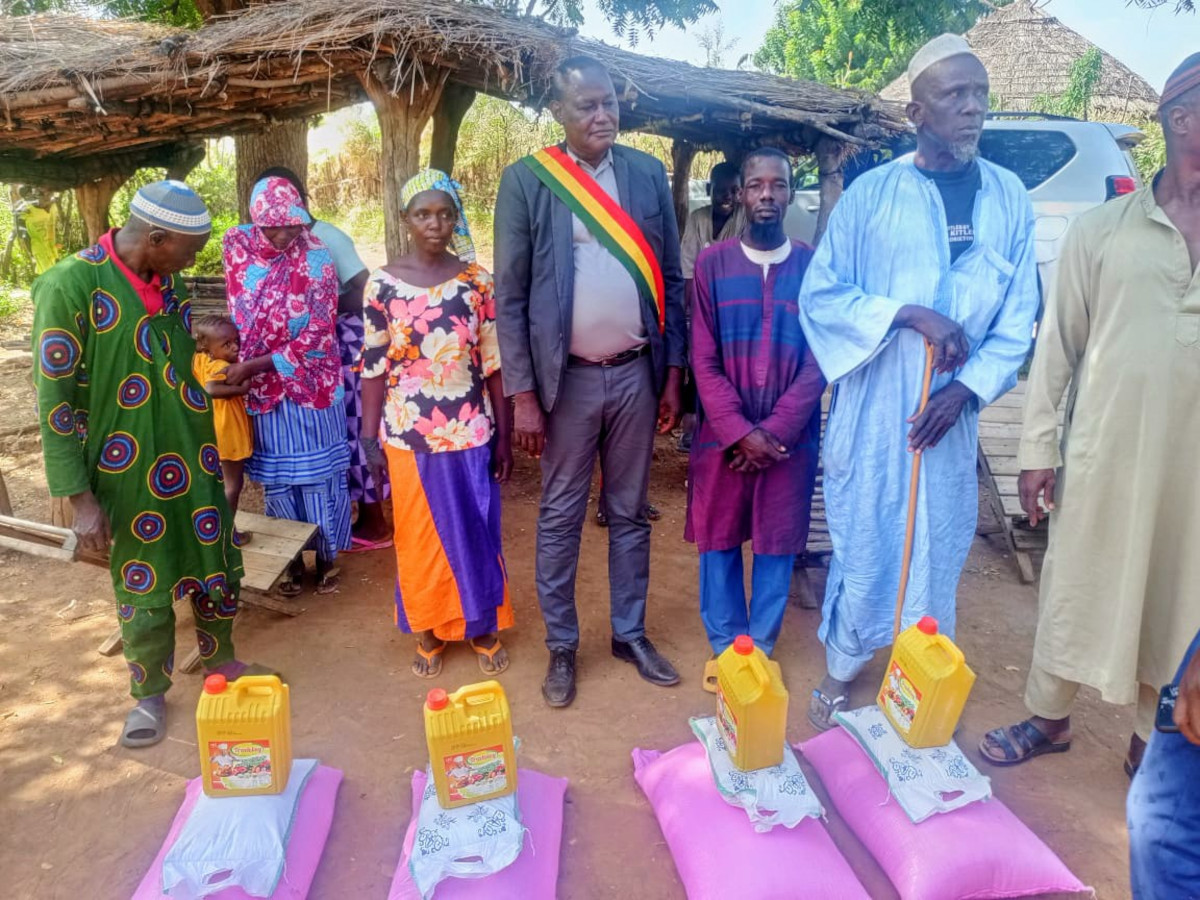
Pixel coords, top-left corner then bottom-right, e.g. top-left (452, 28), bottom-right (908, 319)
top-left (536, 357), bottom-right (657, 650)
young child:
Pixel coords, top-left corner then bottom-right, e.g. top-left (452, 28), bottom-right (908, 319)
top-left (192, 314), bottom-right (253, 541)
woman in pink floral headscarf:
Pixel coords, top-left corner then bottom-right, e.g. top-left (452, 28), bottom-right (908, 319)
top-left (221, 175), bottom-right (350, 594)
top-left (360, 169), bottom-right (514, 678)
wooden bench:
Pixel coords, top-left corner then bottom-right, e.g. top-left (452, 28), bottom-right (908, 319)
top-left (0, 509), bottom-right (315, 670)
top-left (976, 380), bottom-right (1064, 582)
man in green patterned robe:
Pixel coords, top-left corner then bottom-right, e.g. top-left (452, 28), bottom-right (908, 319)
top-left (33, 181), bottom-right (267, 748)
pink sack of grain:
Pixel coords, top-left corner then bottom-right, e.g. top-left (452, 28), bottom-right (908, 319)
top-left (632, 744), bottom-right (870, 900)
top-left (801, 729), bottom-right (1093, 900)
top-left (131, 765), bottom-right (343, 900)
top-left (388, 767), bottom-right (567, 900)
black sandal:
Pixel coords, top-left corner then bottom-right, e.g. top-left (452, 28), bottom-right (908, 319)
top-left (979, 719), bottom-right (1072, 767)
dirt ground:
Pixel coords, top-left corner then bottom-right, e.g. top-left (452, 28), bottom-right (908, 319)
top-left (1, 304), bottom-right (1136, 899)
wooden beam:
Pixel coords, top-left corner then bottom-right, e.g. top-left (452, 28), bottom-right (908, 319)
top-left (430, 81), bottom-right (477, 175)
top-left (76, 173), bottom-right (127, 244)
top-left (358, 62), bottom-right (448, 260)
top-left (669, 140), bottom-right (697, 235)
top-left (813, 136), bottom-right (844, 246)
top-left (0, 142), bottom-right (205, 189)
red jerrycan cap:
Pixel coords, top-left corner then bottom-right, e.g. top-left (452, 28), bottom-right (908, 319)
top-left (204, 673), bottom-right (228, 694)
top-left (733, 635), bottom-right (755, 655)
top-left (426, 688), bottom-right (449, 711)
top-left (917, 616), bottom-right (939, 635)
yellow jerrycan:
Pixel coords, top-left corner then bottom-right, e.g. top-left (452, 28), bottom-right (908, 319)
top-left (715, 635), bottom-right (789, 771)
top-left (878, 616), bottom-right (976, 748)
top-left (424, 680), bottom-right (517, 809)
top-left (196, 673), bottom-right (292, 798)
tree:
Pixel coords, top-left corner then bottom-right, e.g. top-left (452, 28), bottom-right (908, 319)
top-left (1131, 0), bottom-right (1194, 11)
top-left (1034, 47), bottom-right (1102, 120)
top-left (755, 0), bottom-right (1012, 92)
top-left (696, 20), bottom-right (738, 69)
top-left (480, 0), bottom-right (716, 45)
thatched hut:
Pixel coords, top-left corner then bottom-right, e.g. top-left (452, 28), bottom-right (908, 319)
top-left (0, 0), bottom-right (905, 252)
top-left (881, 0), bottom-right (1159, 119)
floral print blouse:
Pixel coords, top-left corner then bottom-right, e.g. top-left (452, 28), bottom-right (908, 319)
top-left (362, 264), bottom-right (501, 453)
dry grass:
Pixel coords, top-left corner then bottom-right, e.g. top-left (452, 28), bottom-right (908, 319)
top-left (0, 0), bottom-right (905, 164)
top-left (880, 0), bottom-right (1159, 118)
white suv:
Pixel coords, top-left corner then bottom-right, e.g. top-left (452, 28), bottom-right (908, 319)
top-left (693, 115), bottom-right (1146, 296)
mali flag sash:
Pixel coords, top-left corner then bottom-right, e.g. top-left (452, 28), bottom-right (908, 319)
top-left (520, 146), bottom-right (665, 333)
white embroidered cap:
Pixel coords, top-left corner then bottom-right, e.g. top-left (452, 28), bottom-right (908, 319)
top-left (129, 180), bottom-right (211, 235)
top-left (907, 33), bottom-right (979, 87)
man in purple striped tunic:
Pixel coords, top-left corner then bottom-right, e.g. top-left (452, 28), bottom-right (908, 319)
top-left (685, 148), bottom-right (826, 690)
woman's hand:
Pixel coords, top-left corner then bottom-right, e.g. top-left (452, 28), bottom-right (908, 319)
top-left (362, 437), bottom-right (387, 491)
top-left (491, 435), bottom-right (514, 484)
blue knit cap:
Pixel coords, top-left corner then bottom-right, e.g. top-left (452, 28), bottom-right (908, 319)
top-left (129, 180), bottom-right (211, 235)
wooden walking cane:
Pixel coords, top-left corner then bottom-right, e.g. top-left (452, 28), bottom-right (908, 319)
top-left (893, 341), bottom-right (936, 641)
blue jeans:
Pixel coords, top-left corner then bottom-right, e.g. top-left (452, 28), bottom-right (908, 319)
top-left (1128, 627), bottom-right (1200, 899)
top-left (699, 549), bottom-right (794, 656)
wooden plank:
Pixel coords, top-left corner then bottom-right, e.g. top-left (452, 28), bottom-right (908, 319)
top-left (1000, 494), bottom-right (1026, 517)
top-left (978, 438), bottom-right (1021, 457)
top-left (985, 456), bottom-right (1022, 476)
top-left (236, 511), bottom-right (316, 544)
top-left (978, 404), bottom-right (1026, 424)
top-left (1016, 551), bottom-right (1036, 584)
top-left (98, 628), bottom-right (124, 656)
top-left (979, 421), bottom-right (1025, 440)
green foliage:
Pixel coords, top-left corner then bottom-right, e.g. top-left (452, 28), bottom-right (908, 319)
top-left (0, 284), bottom-right (27, 321)
top-left (1033, 48), bottom-right (1102, 120)
top-left (755, 0), bottom-right (1011, 92)
top-left (480, 0), bottom-right (716, 43)
top-left (1132, 118), bottom-right (1167, 181)
top-left (1131, 0), bottom-right (1194, 10)
top-left (187, 211), bottom-right (237, 276)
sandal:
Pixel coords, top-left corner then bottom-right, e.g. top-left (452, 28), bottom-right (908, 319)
top-left (278, 559), bottom-right (304, 598)
top-left (702, 657), bottom-right (719, 694)
top-left (469, 637), bottom-right (510, 675)
top-left (344, 535), bottom-right (394, 553)
top-left (807, 685), bottom-right (849, 732)
top-left (232, 530), bottom-right (252, 548)
top-left (316, 567), bottom-right (341, 595)
top-left (120, 701), bottom-right (166, 749)
top-left (412, 640), bottom-right (447, 679)
top-left (1125, 733), bottom-right (1147, 779)
top-left (646, 504), bottom-right (662, 522)
top-left (979, 719), bottom-right (1072, 767)
top-left (278, 578), bottom-right (303, 598)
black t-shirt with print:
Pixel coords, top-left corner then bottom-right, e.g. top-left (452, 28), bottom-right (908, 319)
top-left (916, 160), bottom-right (982, 264)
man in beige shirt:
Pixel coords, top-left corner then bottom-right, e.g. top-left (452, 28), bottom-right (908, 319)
top-left (981, 54), bottom-right (1200, 774)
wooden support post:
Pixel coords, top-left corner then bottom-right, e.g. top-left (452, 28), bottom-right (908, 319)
top-left (75, 174), bottom-right (127, 244)
top-left (166, 143), bottom-right (207, 184)
top-left (813, 136), bottom-right (845, 246)
top-left (669, 140), bottom-right (698, 236)
top-left (0, 467), bottom-right (11, 517)
top-left (358, 63), bottom-right (448, 261)
top-left (430, 82), bottom-right (477, 176)
top-left (236, 120), bottom-right (308, 224)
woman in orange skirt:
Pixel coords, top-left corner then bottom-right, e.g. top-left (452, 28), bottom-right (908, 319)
top-left (360, 169), bottom-right (513, 678)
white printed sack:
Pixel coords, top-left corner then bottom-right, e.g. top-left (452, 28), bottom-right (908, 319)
top-left (689, 716), bottom-right (824, 833)
top-left (408, 764), bottom-right (525, 900)
top-left (833, 705), bottom-right (992, 824)
top-left (162, 758), bottom-right (318, 899)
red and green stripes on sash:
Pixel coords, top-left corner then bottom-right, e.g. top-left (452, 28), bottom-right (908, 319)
top-left (520, 146), bottom-right (665, 333)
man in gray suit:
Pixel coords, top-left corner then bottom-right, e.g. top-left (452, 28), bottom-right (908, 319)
top-left (494, 56), bottom-right (685, 708)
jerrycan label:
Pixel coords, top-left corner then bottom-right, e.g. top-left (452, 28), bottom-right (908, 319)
top-left (207, 740), bottom-right (274, 791)
top-left (716, 690), bottom-right (739, 753)
top-left (881, 661), bottom-right (922, 734)
top-left (442, 745), bottom-right (509, 802)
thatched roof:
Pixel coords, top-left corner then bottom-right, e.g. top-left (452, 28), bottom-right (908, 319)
top-left (881, 0), bottom-right (1159, 118)
top-left (0, 1), bottom-right (906, 187)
